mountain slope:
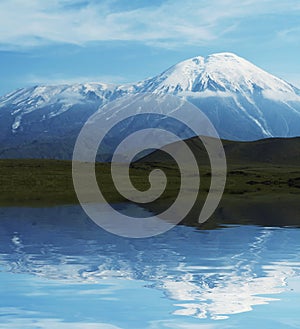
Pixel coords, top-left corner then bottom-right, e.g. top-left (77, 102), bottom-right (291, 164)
top-left (138, 53), bottom-right (298, 96)
top-left (137, 53), bottom-right (300, 140)
top-left (1, 52), bottom-right (300, 159)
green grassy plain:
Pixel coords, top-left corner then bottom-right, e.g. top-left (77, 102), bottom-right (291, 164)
top-left (1, 136), bottom-right (299, 227)
top-left (1, 159), bottom-right (299, 205)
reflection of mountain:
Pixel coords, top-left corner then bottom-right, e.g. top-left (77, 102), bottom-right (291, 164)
top-left (0, 205), bottom-right (300, 320)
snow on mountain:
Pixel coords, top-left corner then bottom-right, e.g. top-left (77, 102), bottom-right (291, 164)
top-left (134, 52), bottom-right (300, 140)
top-left (137, 53), bottom-right (298, 96)
top-left (0, 83), bottom-right (117, 132)
top-left (1, 52), bottom-right (300, 158)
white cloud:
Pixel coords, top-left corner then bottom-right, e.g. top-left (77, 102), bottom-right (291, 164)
top-left (0, 0), bottom-right (300, 49)
top-left (24, 74), bottom-right (128, 86)
top-left (278, 26), bottom-right (300, 43)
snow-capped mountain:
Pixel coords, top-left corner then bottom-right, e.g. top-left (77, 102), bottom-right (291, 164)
top-left (1, 52), bottom-right (300, 159)
top-left (138, 53), bottom-right (300, 140)
top-left (0, 82), bottom-right (116, 132)
top-left (139, 53), bottom-right (298, 96)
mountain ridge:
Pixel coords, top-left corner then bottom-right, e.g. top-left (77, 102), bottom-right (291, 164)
top-left (136, 52), bottom-right (300, 96)
top-left (1, 52), bottom-right (300, 159)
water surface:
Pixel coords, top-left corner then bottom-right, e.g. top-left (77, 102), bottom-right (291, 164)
top-left (0, 205), bottom-right (300, 328)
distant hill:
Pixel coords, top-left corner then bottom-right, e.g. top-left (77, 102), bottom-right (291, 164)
top-left (139, 136), bottom-right (300, 166)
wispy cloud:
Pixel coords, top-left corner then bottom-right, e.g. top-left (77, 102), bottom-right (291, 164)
top-left (24, 74), bottom-right (128, 86)
top-left (1, 0), bottom-right (300, 49)
top-left (278, 26), bottom-right (300, 42)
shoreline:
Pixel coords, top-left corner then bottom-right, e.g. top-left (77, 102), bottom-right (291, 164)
top-left (0, 158), bottom-right (299, 228)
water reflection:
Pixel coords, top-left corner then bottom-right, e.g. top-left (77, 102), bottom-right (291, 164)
top-left (0, 205), bottom-right (300, 326)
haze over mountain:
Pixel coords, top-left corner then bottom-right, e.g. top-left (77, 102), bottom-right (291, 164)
top-left (1, 52), bottom-right (300, 159)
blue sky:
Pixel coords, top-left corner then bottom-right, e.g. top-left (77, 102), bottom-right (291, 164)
top-left (0, 0), bottom-right (300, 95)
